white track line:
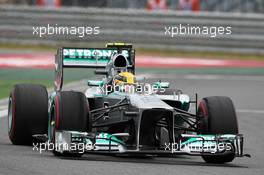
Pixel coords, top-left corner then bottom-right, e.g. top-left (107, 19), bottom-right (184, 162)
top-left (143, 74), bottom-right (264, 82)
top-left (185, 75), bottom-right (264, 82)
top-left (237, 109), bottom-right (264, 114)
top-left (0, 109), bottom-right (8, 118)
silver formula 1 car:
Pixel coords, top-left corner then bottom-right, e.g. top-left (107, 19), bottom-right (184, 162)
top-left (8, 43), bottom-right (249, 163)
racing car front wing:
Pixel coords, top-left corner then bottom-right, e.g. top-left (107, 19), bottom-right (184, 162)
top-left (53, 131), bottom-right (250, 157)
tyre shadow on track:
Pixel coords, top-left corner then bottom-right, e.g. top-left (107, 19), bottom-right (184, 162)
top-left (1, 142), bottom-right (249, 169)
top-left (53, 154), bottom-right (248, 168)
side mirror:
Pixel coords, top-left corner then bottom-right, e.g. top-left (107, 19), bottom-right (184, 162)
top-left (154, 81), bottom-right (170, 88)
top-left (95, 69), bottom-right (108, 75)
top-left (87, 80), bottom-right (104, 86)
top-left (136, 77), bottom-right (145, 82)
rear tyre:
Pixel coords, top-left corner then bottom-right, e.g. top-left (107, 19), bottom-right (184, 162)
top-left (198, 96), bottom-right (238, 164)
top-left (51, 91), bottom-right (89, 157)
top-left (8, 84), bottom-right (48, 145)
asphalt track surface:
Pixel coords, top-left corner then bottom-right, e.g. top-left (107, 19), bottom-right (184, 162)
top-left (0, 73), bottom-right (264, 175)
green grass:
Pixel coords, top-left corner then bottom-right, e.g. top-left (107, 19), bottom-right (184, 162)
top-left (0, 68), bottom-right (96, 99)
top-left (0, 80), bottom-right (52, 99)
top-left (0, 68), bottom-right (95, 80)
top-left (1, 66), bottom-right (264, 99)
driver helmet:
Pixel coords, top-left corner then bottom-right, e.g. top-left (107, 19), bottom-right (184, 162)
top-left (114, 71), bottom-right (136, 85)
top-left (113, 72), bottom-right (136, 93)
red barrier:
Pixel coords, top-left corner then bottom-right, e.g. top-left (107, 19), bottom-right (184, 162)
top-left (1, 54), bottom-right (264, 69)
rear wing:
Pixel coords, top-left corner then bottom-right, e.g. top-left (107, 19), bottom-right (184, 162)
top-left (54, 44), bottom-right (135, 91)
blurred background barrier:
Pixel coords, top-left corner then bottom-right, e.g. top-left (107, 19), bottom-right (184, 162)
top-left (0, 5), bottom-right (263, 54)
top-left (1, 0), bottom-right (264, 13)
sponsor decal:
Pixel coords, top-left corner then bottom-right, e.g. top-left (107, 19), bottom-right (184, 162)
top-left (63, 49), bottom-right (129, 59)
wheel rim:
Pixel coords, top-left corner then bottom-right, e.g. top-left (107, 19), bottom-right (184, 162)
top-left (8, 97), bottom-right (13, 133)
top-left (197, 101), bottom-right (208, 133)
top-left (49, 105), bottom-right (56, 142)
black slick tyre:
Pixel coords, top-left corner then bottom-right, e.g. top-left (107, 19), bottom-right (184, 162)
top-left (198, 96), bottom-right (238, 164)
top-left (8, 84), bottom-right (48, 145)
top-left (51, 91), bottom-right (89, 157)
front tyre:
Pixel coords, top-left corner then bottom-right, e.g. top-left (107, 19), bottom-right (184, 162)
top-left (50, 91), bottom-right (89, 157)
top-left (198, 96), bottom-right (238, 163)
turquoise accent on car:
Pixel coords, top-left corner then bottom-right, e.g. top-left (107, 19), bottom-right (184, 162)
top-left (87, 80), bottom-right (104, 87)
top-left (83, 132), bottom-right (124, 145)
top-left (153, 81), bottom-right (170, 88)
